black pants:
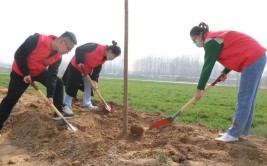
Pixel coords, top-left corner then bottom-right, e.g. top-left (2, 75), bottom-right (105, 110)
top-left (62, 63), bottom-right (93, 98)
top-left (62, 63), bottom-right (83, 98)
top-left (0, 70), bottom-right (63, 129)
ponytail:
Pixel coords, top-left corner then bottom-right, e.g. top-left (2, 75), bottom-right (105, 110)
top-left (107, 40), bottom-right (121, 56)
top-left (190, 22), bottom-right (209, 38)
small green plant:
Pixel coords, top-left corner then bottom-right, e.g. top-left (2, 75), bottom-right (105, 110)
top-left (155, 150), bottom-right (169, 164)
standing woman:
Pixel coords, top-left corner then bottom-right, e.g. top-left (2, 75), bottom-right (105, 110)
top-left (61, 41), bottom-right (121, 116)
top-left (190, 22), bottom-right (266, 142)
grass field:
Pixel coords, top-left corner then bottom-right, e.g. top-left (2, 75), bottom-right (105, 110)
top-left (0, 73), bottom-right (266, 136)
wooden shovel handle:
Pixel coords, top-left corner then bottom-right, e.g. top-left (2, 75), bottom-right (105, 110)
top-left (80, 66), bottom-right (106, 103)
top-left (30, 82), bottom-right (64, 119)
top-left (180, 73), bottom-right (224, 112)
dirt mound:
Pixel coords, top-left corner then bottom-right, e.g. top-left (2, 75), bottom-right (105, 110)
top-left (130, 124), bottom-right (145, 137)
top-left (0, 88), bottom-right (267, 166)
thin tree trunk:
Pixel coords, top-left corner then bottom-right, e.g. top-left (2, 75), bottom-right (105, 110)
top-left (122, 0), bottom-right (128, 136)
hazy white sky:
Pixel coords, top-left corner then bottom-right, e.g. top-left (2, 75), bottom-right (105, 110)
top-left (1, 0), bottom-right (267, 67)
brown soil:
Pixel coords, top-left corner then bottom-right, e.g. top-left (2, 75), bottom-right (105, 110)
top-left (0, 88), bottom-right (267, 166)
top-left (130, 124), bottom-right (145, 137)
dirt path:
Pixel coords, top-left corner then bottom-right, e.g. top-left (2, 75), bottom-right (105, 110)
top-left (0, 88), bottom-right (266, 166)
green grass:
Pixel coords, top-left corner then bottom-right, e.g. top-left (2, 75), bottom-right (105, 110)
top-left (0, 73), bottom-right (267, 137)
top-left (0, 73), bottom-right (10, 87)
top-left (155, 150), bottom-right (169, 164)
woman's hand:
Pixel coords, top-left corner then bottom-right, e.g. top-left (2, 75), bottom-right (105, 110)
top-left (220, 73), bottom-right (227, 82)
top-left (47, 98), bottom-right (53, 105)
top-left (93, 81), bottom-right (98, 89)
top-left (23, 75), bottom-right (32, 83)
top-left (195, 89), bottom-right (203, 100)
top-left (78, 63), bottom-right (84, 69)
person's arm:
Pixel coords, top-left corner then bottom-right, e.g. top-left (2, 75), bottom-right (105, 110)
top-left (197, 39), bottom-right (224, 90)
top-left (14, 34), bottom-right (39, 76)
top-left (46, 54), bottom-right (62, 98)
top-left (75, 43), bottom-right (98, 64)
top-left (91, 64), bottom-right (102, 82)
top-left (222, 68), bottom-right (231, 74)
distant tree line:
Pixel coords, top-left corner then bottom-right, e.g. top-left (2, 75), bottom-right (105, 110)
top-left (1, 55), bottom-right (267, 88)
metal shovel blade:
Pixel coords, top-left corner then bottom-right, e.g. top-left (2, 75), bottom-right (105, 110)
top-left (61, 117), bottom-right (78, 132)
top-left (103, 102), bottom-right (112, 113)
top-left (67, 123), bottom-right (78, 132)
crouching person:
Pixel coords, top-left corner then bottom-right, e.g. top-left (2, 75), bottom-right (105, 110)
top-left (62, 41), bottom-right (121, 114)
top-left (0, 31), bottom-right (77, 128)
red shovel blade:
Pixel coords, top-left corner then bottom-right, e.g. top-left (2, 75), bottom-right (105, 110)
top-left (149, 117), bottom-right (173, 129)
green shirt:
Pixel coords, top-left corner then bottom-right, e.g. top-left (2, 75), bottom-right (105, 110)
top-left (197, 39), bottom-right (231, 90)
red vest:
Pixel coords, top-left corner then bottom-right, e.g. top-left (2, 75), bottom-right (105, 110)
top-left (71, 44), bottom-right (107, 74)
top-left (12, 34), bottom-right (62, 76)
top-left (205, 31), bottom-right (266, 72)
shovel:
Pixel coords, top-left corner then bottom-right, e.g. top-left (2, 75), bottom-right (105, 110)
top-left (149, 74), bottom-right (224, 129)
top-left (30, 81), bottom-right (77, 132)
top-left (81, 66), bottom-right (112, 113)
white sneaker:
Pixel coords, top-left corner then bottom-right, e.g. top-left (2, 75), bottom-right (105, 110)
top-left (215, 133), bottom-right (238, 142)
top-left (218, 132), bottom-right (247, 138)
top-left (63, 105), bottom-right (74, 115)
top-left (84, 105), bottom-right (98, 111)
top-left (218, 132), bottom-right (225, 136)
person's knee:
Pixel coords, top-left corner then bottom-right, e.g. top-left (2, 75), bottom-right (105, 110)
top-left (56, 78), bottom-right (64, 88)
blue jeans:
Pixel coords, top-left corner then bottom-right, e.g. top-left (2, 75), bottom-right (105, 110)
top-left (64, 76), bottom-right (93, 107)
top-left (227, 54), bottom-right (266, 137)
top-left (82, 76), bottom-right (93, 107)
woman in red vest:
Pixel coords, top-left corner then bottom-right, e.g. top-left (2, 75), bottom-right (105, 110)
top-left (0, 31), bottom-right (77, 130)
top-left (190, 22), bottom-right (266, 142)
top-left (62, 41), bottom-right (121, 114)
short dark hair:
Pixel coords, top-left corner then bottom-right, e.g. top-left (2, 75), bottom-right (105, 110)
top-left (60, 31), bottom-right (77, 44)
top-left (107, 40), bottom-right (121, 56)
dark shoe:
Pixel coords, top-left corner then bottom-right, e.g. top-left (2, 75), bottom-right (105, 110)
top-left (53, 112), bottom-right (74, 121)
